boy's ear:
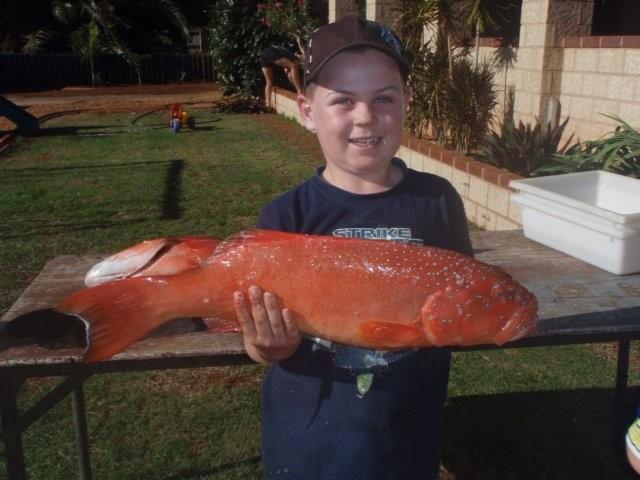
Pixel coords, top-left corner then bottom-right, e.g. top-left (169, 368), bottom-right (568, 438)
top-left (297, 93), bottom-right (317, 133)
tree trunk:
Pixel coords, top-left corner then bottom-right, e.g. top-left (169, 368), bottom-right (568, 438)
top-left (447, 33), bottom-right (453, 79)
top-left (90, 56), bottom-right (95, 87)
top-left (474, 19), bottom-right (480, 68)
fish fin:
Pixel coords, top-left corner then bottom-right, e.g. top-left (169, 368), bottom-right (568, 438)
top-left (202, 316), bottom-right (241, 333)
top-left (84, 238), bottom-right (173, 286)
top-left (212, 229), bottom-right (298, 256)
top-left (358, 320), bottom-right (423, 348)
top-left (58, 277), bottom-right (173, 362)
top-left (85, 236), bottom-right (220, 286)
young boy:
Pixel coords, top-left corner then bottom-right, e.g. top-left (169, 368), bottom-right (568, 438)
top-left (234, 15), bottom-right (472, 479)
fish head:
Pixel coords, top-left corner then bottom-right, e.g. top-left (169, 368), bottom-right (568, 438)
top-left (421, 269), bottom-right (538, 347)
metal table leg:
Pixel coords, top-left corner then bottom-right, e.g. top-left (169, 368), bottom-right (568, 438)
top-left (71, 382), bottom-right (92, 480)
top-left (0, 373), bottom-right (26, 480)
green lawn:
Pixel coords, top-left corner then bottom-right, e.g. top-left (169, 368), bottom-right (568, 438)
top-left (0, 110), bottom-right (638, 479)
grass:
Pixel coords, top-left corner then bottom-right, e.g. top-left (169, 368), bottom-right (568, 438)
top-left (0, 110), bottom-right (638, 479)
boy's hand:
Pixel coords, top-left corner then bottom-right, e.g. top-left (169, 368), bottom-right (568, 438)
top-left (233, 286), bottom-right (301, 364)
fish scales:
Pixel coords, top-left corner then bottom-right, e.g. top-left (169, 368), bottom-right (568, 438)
top-left (57, 230), bottom-right (538, 362)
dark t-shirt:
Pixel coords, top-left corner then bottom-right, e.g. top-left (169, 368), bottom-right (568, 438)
top-left (257, 159), bottom-right (473, 480)
top-left (260, 46), bottom-right (296, 67)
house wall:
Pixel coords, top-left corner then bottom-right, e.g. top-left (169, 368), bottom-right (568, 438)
top-left (272, 87), bottom-right (523, 231)
top-left (552, 39), bottom-right (640, 142)
top-left (508, 0), bottom-right (640, 142)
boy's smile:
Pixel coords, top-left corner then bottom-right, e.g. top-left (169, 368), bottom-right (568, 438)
top-left (298, 49), bottom-right (409, 194)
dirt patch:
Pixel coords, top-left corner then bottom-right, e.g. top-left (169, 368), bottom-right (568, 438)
top-left (0, 82), bottom-right (221, 131)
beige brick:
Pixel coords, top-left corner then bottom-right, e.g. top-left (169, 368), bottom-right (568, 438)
top-left (451, 167), bottom-right (470, 198)
top-left (478, 46), bottom-right (494, 63)
top-left (607, 75), bottom-right (635, 102)
top-left (411, 151), bottom-right (426, 172)
top-left (496, 215), bottom-right (521, 230)
top-left (532, 48), bottom-right (545, 70)
top-left (570, 97), bottom-right (594, 120)
top-left (436, 160), bottom-right (453, 182)
top-left (487, 184), bottom-right (511, 217)
top-left (400, 146), bottom-right (411, 169)
top-left (574, 49), bottom-right (598, 72)
top-left (561, 48), bottom-right (576, 71)
top-left (396, 146), bottom-right (410, 163)
top-left (598, 49), bottom-right (625, 74)
top-left (525, 24), bottom-right (547, 47)
top-left (462, 198), bottom-right (478, 225)
top-left (469, 176), bottom-right (489, 206)
top-left (528, 70), bottom-right (544, 92)
top-left (541, 72), bottom-right (553, 94)
top-left (515, 91), bottom-right (534, 115)
top-left (507, 198), bottom-right (522, 224)
top-left (635, 77), bottom-right (640, 103)
top-left (543, 48), bottom-right (559, 70)
top-left (592, 100), bottom-right (620, 123)
top-left (551, 71), bottom-right (562, 93)
top-left (476, 206), bottom-right (498, 231)
top-left (581, 73), bottom-right (608, 98)
top-left (625, 50), bottom-right (640, 75)
top-left (516, 48), bottom-right (544, 71)
top-left (514, 68), bottom-right (530, 88)
top-left (619, 102), bottom-right (640, 130)
top-left (423, 156), bottom-right (439, 175)
top-left (521, 1), bottom-right (544, 25)
top-left (561, 72), bottom-right (584, 95)
top-left (579, 122), bottom-right (612, 141)
top-left (515, 48), bottom-right (534, 70)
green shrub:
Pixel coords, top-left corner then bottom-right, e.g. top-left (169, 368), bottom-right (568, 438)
top-left (208, 1), bottom-right (274, 97)
top-left (476, 116), bottom-right (573, 177)
top-left (447, 58), bottom-right (497, 153)
top-left (406, 44), bottom-right (450, 144)
top-left (407, 44), bottom-right (497, 154)
top-left (258, 0), bottom-right (318, 58)
top-left (535, 114), bottom-right (640, 178)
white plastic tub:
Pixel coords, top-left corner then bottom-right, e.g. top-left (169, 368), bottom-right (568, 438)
top-left (509, 171), bottom-right (640, 275)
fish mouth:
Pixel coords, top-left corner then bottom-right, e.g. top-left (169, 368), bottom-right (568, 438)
top-left (348, 136), bottom-right (382, 146)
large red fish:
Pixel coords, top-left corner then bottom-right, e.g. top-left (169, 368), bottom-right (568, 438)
top-left (58, 230), bottom-right (538, 363)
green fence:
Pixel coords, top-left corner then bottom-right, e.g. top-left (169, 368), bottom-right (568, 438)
top-left (0, 53), bottom-right (215, 90)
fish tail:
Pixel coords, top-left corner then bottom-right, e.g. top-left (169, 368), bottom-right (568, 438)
top-left (58, 277), bottom-right (174, 363)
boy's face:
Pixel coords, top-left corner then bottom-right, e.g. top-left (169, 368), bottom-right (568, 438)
top-left (297, 49), bottom-right (408, 184)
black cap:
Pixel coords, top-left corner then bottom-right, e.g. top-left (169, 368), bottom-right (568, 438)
top-left (304, 15), bottom-right (410, 88)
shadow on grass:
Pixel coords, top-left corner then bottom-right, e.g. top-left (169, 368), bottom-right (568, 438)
top-left (37, 125), bottom-right (126, 137)
top-left (162, 159), bottom-right (184, 219)
top-left (442, 387), bottom-right (640, 480)
top-left (155, 455), bottom-right (262, 480)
